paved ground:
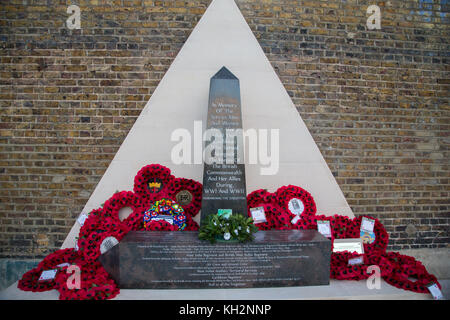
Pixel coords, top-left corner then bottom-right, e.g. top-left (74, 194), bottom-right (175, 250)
top-left (1, 279), bottom-right (448, 300)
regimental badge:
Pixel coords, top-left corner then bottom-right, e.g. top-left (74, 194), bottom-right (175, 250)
top-left (175, 190), bottom-right (193, 206)
top-left (147, 177), bottom-right (162, 193)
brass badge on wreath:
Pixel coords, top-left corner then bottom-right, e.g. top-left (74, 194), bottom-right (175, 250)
top-left (175, 190), bottom-right (193, 206)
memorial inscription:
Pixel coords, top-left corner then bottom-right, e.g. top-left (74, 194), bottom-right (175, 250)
top-left (201, 67), bottom-right (247, 223)
top-left (100, 229), bottom-right (331, 289)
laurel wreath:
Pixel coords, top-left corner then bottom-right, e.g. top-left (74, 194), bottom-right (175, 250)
top-left (198, 213), bottom-right (259, 244)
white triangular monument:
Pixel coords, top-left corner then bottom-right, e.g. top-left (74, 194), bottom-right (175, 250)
top-left (62, 0), bottom-right (354, 249)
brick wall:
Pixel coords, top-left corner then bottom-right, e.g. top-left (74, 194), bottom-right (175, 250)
top-left (0, 0), bottom-right (448, 259)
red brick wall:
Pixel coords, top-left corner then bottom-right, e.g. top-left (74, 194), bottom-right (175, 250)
top-left (0, 0), bottom-right (448, 258)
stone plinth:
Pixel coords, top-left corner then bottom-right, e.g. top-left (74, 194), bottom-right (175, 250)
top-left (100, 230), bottom-right (331, 289)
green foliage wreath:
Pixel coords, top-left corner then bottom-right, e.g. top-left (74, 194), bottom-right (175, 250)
top-left (198, 213), bottom-right (259, 244)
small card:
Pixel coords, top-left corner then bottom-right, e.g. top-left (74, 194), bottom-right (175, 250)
top-left (250, 207), bottom-right (267, 224)
top-left (288, 198), bottom-right (305, 216)
top-left (39, 269), bottom-right (57, 281)
top-left (427, 282), bottom-right (444, 300)
top-left (361, 217), bottom-right (375, 232)
top-left (153, 215), bottom-right (174, 224)
top-left (333, 238), bottom-right (364, 254)
top-left (348, 256), bottom-right (364, 266)
top-left (317, 220), bottom-right (332, 238)
top-left (74, 242), bottom-right (79, 251)
top-left (218, 209), bottom-right (232, 219)
top-left (360, 230), bottom-right (376, 244)
top-left (77, 212), bottom-right (89, 227)
top-left (100, 236), bottom-right (119, 254)
top-left (56, 262), bottom-right (70, 268)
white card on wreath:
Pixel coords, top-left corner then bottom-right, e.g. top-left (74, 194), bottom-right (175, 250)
top-left (348, 256), bottom-right (364, 266)
top-left (56, 262), bottom-right (70, 268)
top-left (153, 215), bottom-right (174, 224)
top-left (39, 269), bottom-right (57, 281)
top-left (427, 283), bottom-right (444, 300)
top-left (100, 236), bottom-right (119, 254)
top-left (361, 217), bottom-right (375, 232)
top-left (288, 198), bottom-right (304, 216)
top-left (317, 220), bottom-right (332, 238)
top-left (77, 212), bottom-right (89, 227)
top-left (333, 238), bottom-right (364, 254)
top-left (250, 207), bottom-right (267, 224)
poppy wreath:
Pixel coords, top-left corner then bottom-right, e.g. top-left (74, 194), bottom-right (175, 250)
top-left (330, 251), bottom-right (369, 280)
top-left (100, 216), bottom-right (129, 234)
top-left (329, 215), bottom-right (359, 239)
top-left (55, 260), bottom-right (119, 300)
top-left (291, 213), bottom-right (394, 280)
top-left (247, 185), bottom-right (441, 294)
top-left (382, 251), bottom-right (441, 293)
top-left (248, 203), bottom-right (292, 230)
top-left (77, 213), bottom-right (127, 258)
top-left (133, 164), bottom-right (174, 205)
top-left (291, 213), bottom-right (321, 230)
top-left (275, 185), bottom-right (317, 219)
top-left (266, 204), bottom-right (295, 229)
top-left (166, 177), bottom-right (203, 218)
top-left (350, 216), bottom-right (389, 252)
top-left (247, 189), bottom-right (307, 229)
top-left (249, 204), bottom-right (276, 231)
top-left (292, 213), bottom-right (353, 240)
top-left (319, 214), bottom-right (388, 261)
top-left (330, 250), bottom-right (394, 281)
top-left (366, 251), bottom-right (395, 277)
top-left (18, 248), bottom-right (80, 292)
top-left (143, 208), bottom-right (200, 232)
top-left (17, 267), bottom-right (54, 292)
top-left (247, 189), bottom-right (277, 210)
top-left (102, 191), bottom-right (146, 231)
top-left (81, 228), bottom-right (126, 263)
top-left (18, 164), bottom-right (205, 299)
top-left (143, 198), bottom-right (187, 230)
top-left (291, 212), bottom-right (316, 231)
top-left (247, 186), bottom-right (317, 222)
top-left (78, 208), bottom-right (103, 241)
top-left (246, 190), bottom-right (277, 230)
top-left (291, 213), bottom-right (387, 252)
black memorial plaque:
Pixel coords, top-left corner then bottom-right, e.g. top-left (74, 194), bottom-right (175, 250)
top-left (201, 67), bottom-right (247, 222)
top-left (100, 230), bottom-right (331, 289)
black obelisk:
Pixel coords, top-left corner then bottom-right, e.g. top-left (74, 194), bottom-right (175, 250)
top-left (200, 67), bottom-right (247, 224)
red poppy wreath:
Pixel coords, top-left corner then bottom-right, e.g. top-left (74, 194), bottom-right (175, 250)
top-left (17, 248), bottom-right (79, 292)
top-left (133, 164), bottom-right (174, 205)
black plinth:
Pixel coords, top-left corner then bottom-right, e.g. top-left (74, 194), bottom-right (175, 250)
top-left (201, 67), bottom-right (248, 223)
top-left (100, 230), bottom-right (331, 289)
